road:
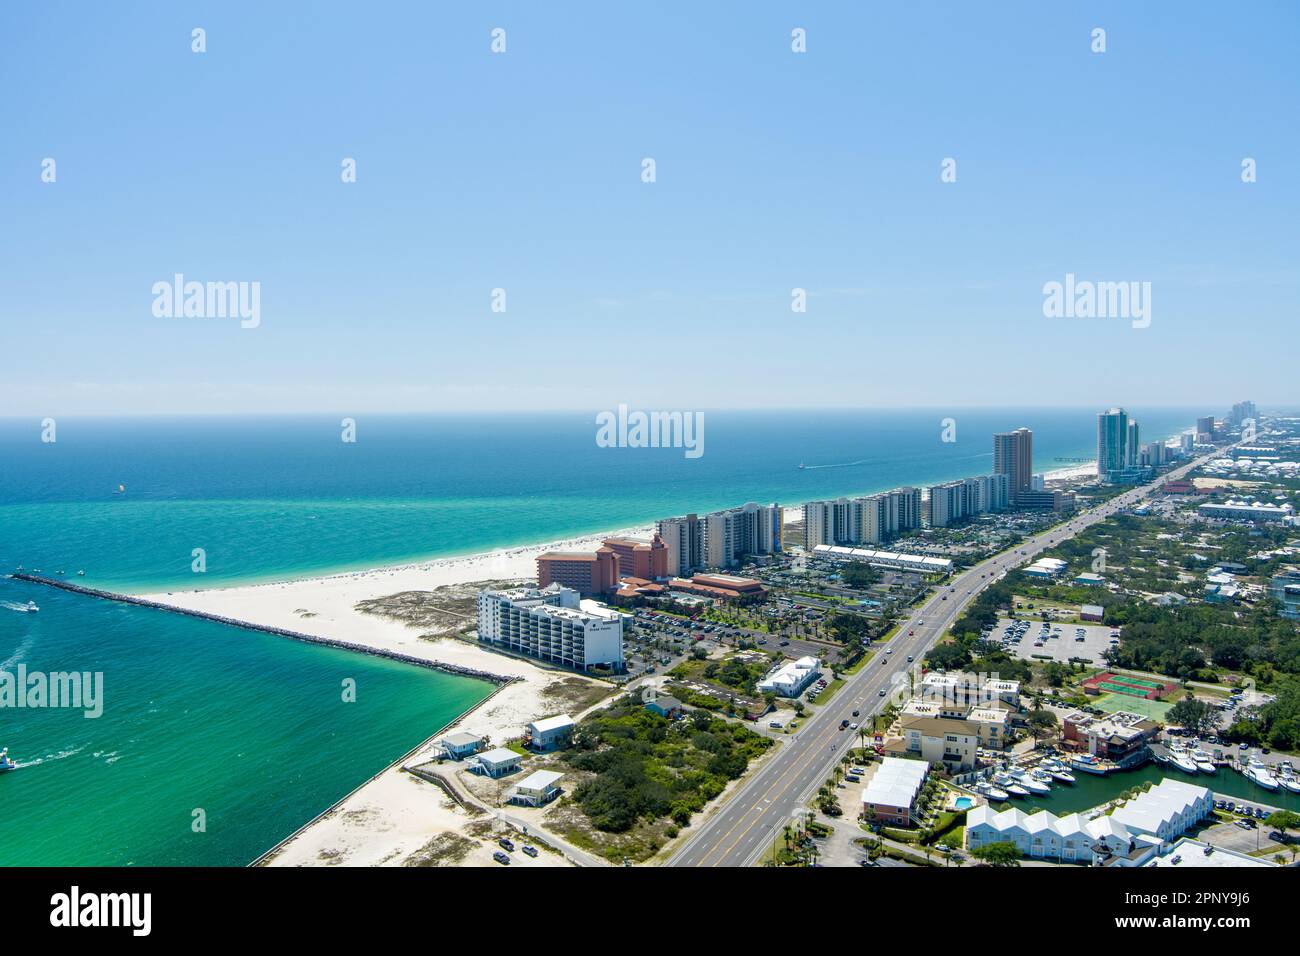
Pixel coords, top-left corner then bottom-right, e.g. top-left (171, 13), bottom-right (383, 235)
top-left (667, 450), bottom-right (1223, 867)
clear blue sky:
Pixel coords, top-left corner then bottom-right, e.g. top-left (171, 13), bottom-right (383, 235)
top-left (2, 2), bottom-right (1296, 415)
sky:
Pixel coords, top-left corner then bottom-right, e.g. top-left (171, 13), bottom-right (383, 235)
top-left (2, 2), bottom-right (1297, 416)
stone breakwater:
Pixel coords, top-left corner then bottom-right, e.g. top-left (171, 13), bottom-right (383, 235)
top-left (9, 573), bottom-right (514, 686)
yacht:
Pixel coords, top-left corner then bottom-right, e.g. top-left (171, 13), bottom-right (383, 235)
top-left (1190, 749), bottom-right (1217, 773)
top-left (993, 772), bottom-right (1030, 798)
top-left (975, 781), bottom-right (1009, 802)
top-left (1244, 758), bottom-right (1280, 791)
top-left (1277, 768), bottom-right (1300, 794)
top-left (1043, 763), bottom-right (1076, 784)
top-left (1070, 753), bottom-right (1108, 775)
top-left (1029, 768), bottom-right (1057, 788)
top-left (1010, 769), bottom-right (1050, 794)
top-left (1166, 747), bottom-right (1200, 775)
top-left (0, 748), bottom-right (16, 772)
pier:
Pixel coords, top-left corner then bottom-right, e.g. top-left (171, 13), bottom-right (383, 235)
top-left (9, 573), bottom-right (515, 686)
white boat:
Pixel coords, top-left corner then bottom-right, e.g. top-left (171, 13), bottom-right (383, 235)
top-left (1166, 747), bottom-right (1200, 775)
top-left (1011, 769), bottom-right (1051, 794)
top-left (1244, 758), bottom-right (1280, 791)
top-left (23, 601), bottom-right (38, 613)
top-left (1279, 773), bottom-right (1300, 795)
top-left (0, 747), bottom-right (16, 772)
top-left (993, 773), bottom-right (1031, 797)
top-left (1029, 769), bottom-right (1057, 788)
top-left (1048, 767), bottom-right (1076, 784)
top-left (975, 781), bottom-right (1009, 802)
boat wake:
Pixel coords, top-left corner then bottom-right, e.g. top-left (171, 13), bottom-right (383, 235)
top-left (799, 458), bottom-right (875, 470)
top-left (15, 746), bottom-right (84, 770)
top-left (0, 637), bottom-right (34, 670)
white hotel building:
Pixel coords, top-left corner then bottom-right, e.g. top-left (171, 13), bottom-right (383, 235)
top-left (477, 583), bottom-right (624, 671)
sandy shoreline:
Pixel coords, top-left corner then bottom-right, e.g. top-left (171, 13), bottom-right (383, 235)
top-left (139, 462), bottom-right (1103, 866)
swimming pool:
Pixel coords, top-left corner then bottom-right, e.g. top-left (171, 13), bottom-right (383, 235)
top-left (953, 796), bottom-right (974, 810)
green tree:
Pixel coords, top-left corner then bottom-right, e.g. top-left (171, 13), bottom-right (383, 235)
top-left (971, 841), bottom-right (1021, 867)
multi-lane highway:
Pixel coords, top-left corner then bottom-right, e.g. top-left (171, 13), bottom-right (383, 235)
top-left (667, 451), bottom-right (1220, 867)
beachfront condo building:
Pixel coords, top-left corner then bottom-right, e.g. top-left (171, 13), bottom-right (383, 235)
top-left (992, 427), bottom-right (1033, 503)
top-left (477, 583), bottom-right (624, 671)
top-left (1098, 407), bottom-right (1128, 476)
top-left (927, 474), bottom-right (1009, 528)
top-left (658, 502), bottom-right (781, 573)
top-left (802, 488), bottom-right (921, 549)
top-left (1197, 415), bottom-right (1216, 442)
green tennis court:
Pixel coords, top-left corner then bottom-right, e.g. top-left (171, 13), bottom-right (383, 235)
top-left (1092, 693), bottom-right (1173, 719)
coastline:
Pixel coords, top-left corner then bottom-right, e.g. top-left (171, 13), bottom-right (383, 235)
top-left (134, 456), bottom-right (1109, 865)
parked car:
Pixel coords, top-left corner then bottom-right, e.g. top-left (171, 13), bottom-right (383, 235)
top-left (493, 851), bottom-right (511, 865)
top-left (522, 845), bottom-right (539, 857)
top-left (498, 837), bottom-right (515, 852)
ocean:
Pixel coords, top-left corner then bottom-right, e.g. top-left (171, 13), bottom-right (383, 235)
top-left (0, 407), bottom-right (1201, 864)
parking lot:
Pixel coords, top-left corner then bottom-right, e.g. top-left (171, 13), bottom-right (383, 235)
top-left (991, 617), bottom-right (1118, 665)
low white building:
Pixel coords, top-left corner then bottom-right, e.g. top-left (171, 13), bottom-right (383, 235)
top-left (967, 778), bottom-right (1213, 864)
top-left (811, 544), bottom-right (953, 575)
top-left (510, 769), bottom-right (564, 807)
top-left (1023, 557), bottom-right (1068, 579)
top-left (437, 730), bottom-right (484, 760)
top-left (474, 747), bottom-right (523, 778)
top-left (1110, 778), bottom-right (1213, 843)
top-left (861, 758), bottom-right (929, 826)
top-left (757, 656), bottom-right (821, 697)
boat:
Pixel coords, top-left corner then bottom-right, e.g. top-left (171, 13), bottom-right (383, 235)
top-left (0, 748), bottom-right (16, 772)
top-left (1166, 747), bottom-right (1200, 775)
top-left (1029, 768), bottom-right (1057, 788)
top-left (1046, 766), bottom-right (1076, 784)
top-left (1244, 758), bottom-right (1280, 791)
top-left (23, 601), bottom-right (38, 613)
top-left (77, 569), bottom-right (85, 576)
top-left (1010, 769), bottom-right (1050, 794)
top-left (1070, 753), bottom-right (1109, 775)
top-left (1278, 772), bottom-right (1300, 795)
top-left (975, 781), bottom-right (1009, 802)
top-left (993, 772), bottom-right (1030, 797)
top-left (1190, 749), bottom-right (1217, 773)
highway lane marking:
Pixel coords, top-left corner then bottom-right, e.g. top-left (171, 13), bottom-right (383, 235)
top-left (673, 452), bottom-right (1216, 867)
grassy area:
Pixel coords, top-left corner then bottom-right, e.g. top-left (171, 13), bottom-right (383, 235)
top-left (554, 695), bottom-right (774, 863)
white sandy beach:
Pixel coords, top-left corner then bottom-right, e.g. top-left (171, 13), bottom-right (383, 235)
top-left (139, 524), bottom-right (653, 740)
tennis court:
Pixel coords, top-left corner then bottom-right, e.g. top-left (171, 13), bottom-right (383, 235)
top-left (1092, 693), bottom-right (1174, 720)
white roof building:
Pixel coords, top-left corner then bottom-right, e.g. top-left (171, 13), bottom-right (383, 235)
top-left (861, 758), bottom-right (929, 812)
top-left (757, 656), bottom-right (821, 697)
top-left (1023, 557), bottom-right (1068, 578)
top-left (968, 778), bottom-right (1214, 863)
top-left (811, 544), bottom-right (953, 574)
top-left (474, 747), bottom-right (523, 777)
top-left (509, 769), bottom-right (564, 807)
top-left (1110, 778), bottom-right (1213, 842)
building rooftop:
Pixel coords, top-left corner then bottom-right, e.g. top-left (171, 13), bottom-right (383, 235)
top-left (861, 757), bottom-right (929, 810)
top-left (515, 769), bottom-right (564, 792)
top-left (528, 714), bottom-right (574, 734)
top-left (477, 747), bottom-right (521, 765)
top-left (1143, 837), bottom-right (1277, 868)
top-left (440, 731), bottom-right (482, 748)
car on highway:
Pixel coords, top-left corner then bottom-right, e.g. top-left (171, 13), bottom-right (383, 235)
top-left (906, 655), bottom-right (913, 662)
top-left (851, 710), bottom-right (860, 717)
top-left (878, 688), bottom-right (886, 696)
top-left (840, 719), bottom-right (850, 729)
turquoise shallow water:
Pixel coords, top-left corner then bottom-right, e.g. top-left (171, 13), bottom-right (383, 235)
top-left (0, 408), bottom-right (1203, 865)
top-left (0, 580), bottom-right (490, 866)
